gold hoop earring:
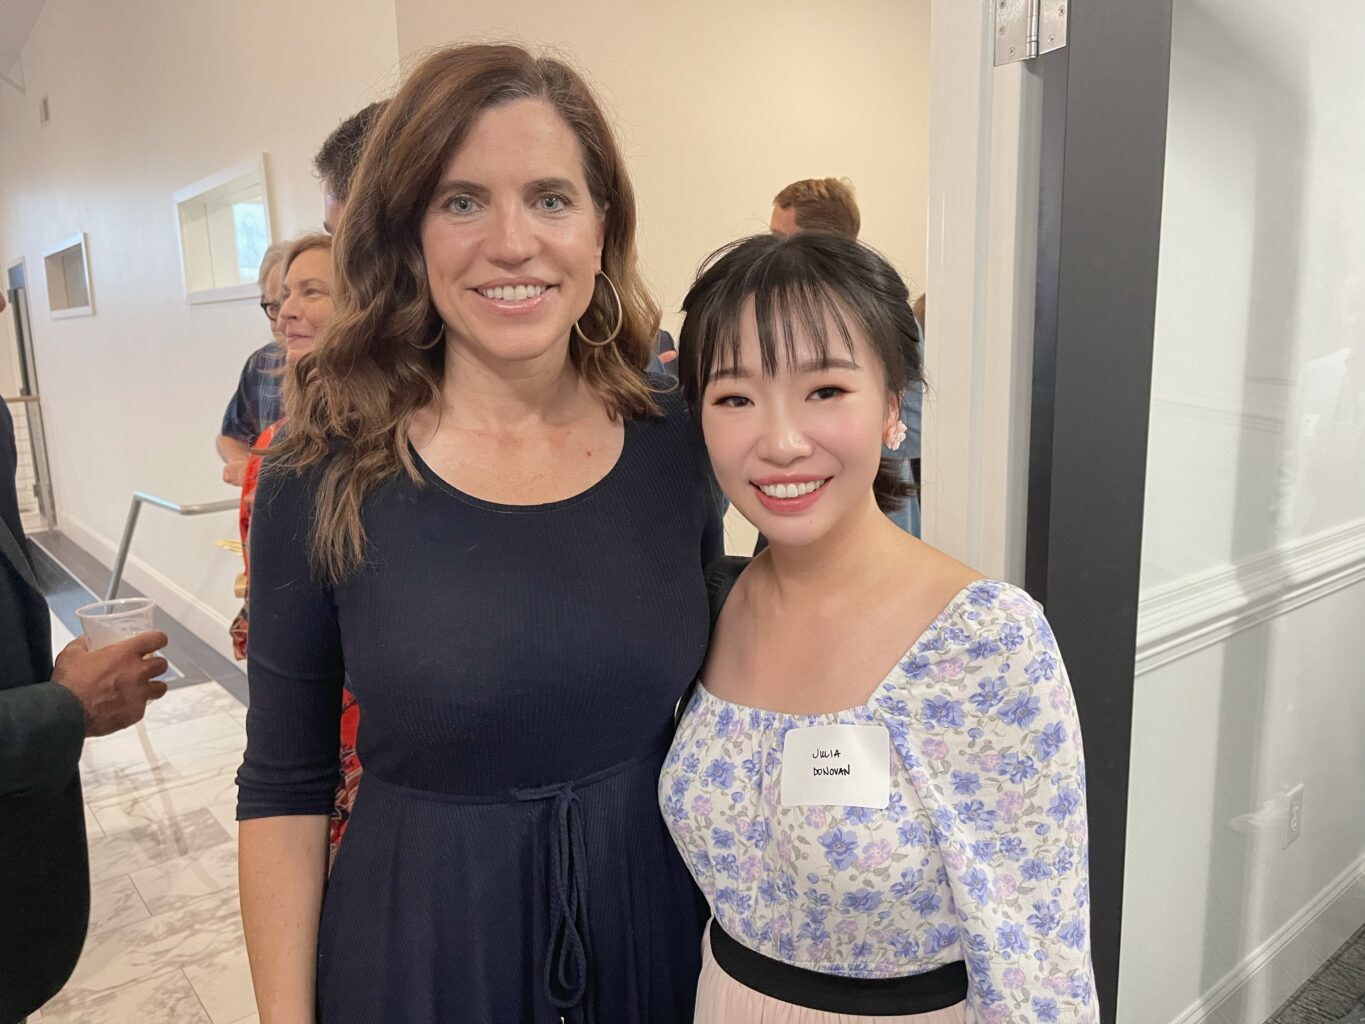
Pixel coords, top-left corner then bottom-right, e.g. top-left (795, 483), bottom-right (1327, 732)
top-left (413, 324), bottom-right (444, 351)
top-left (573, 272), bottom-right (624, 348)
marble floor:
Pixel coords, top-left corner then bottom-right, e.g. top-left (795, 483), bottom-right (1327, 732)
top-left (33, 614), bottom-right (256, 1024)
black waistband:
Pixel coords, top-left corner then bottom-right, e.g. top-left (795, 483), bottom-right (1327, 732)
top-left (709, 923), bottom-right (968, 1016)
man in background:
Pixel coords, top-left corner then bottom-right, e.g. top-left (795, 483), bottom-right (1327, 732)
top-left (768, 176), bottom-right (923, 536)
top-left (770, 176), bottom-right (861, 239)
top-left (214, 100), bottom-right (390, 484)
top-left (315, 101), bottom-right (389, 235)
top-left (1, 400), bottom-right (169, 1023)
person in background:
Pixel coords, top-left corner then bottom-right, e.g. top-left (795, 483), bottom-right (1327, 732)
top-left (654, 326), bottom-right (680, 377)
top-left (229, 232), bottom-right (361, 864)
top-left (1, 400), bottom-right (169, 1024)
top-left (666, 231), bottom-right (1096, 1022)
top-left (216, 242), bottom-right (290, 486)
top-left (230, 233), bottom-right (333, 657)
top-left (315, 101), bottom-right (389, 235)
top-left (769, 176), bottom-right (923, 535)
top-left (910, 292), bottom-right (926, 489)
top-left (770, 176), bottom-right (861, 239)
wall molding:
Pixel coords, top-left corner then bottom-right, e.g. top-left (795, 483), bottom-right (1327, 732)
top-left (1137, 517), bottom-right (1365, 675)
top-left (1149, 390), bottom-right (1287, 436)
top-left (1165, 851), bottom-right (1365, 1024)
top-left (60, 511), bottom-right (237, 664)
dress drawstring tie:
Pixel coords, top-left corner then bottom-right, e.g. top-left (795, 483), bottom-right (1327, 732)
top-left (516, 782), bottom-right (595, 1024)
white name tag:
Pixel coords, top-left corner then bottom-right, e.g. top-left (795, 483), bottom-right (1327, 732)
top-left (780, 724), bottom-right (891, 809)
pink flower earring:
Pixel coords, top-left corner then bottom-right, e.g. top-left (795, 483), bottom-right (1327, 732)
top-left (885, 420), bottom-right (908, 452)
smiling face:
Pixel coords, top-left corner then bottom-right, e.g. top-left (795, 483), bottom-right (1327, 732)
top-left (418, 97), bottom-right (605, 369)
top-left (701, 297), bottom-right (899, 549)
top-left (277, 247), bottom-right (334, 365)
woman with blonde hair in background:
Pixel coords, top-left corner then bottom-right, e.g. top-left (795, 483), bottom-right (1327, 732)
top-left (231, 232), bottom-right (363, 864)
top-left (232, 233), bottom-right (333, 655)
top-left (236, 43), bottom-right (721, 1023)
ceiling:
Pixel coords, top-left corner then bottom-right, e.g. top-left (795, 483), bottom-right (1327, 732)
top-left (0, 0), bottom-right (46, 75)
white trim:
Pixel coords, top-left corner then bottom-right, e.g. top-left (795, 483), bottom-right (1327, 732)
top-left (40, 232), bottom-right (86, 260)
top-left (1136, 518), bottom-right (1365, 675)
top-left (1162, 851), bottom-right (1365, 1024)
top-left (49, 305), bottom-right (93, 320)
top-left (60, 512), bottom-right (238, 665)
top-left (185, 282), bottom-right (260, 306)
top-left (171, 156), bottom-right (269, 208)
top-left (921, 0), bottom-right (1041, 585)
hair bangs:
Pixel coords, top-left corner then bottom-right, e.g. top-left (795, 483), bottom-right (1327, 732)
top-left (751, 277), bottom-right (859, 379)
top-left (684, 240), bottom-right (863, 404)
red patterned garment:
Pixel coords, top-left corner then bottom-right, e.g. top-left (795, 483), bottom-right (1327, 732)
top-left (330, 689), bottom-right (363, 860)
top-left (234, 421), bottom-right (362, 863)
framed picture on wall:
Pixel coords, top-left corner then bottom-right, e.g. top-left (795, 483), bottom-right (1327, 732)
top-left (43, 233), bottom-right (95, 319)
top-left (173, 156), bottom-right (274, 305)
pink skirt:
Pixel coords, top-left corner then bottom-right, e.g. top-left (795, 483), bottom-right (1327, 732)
top-left (694, 923), bottom-right (968, 1024)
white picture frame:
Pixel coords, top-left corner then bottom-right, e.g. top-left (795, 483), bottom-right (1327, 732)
top-left (173, 156), bottom-right (274, 305)
top-left (42, 233), bottom-right (94, 319)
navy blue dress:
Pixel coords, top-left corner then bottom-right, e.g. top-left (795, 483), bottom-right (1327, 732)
top-left (236, 385), bottom-right (721, 1023)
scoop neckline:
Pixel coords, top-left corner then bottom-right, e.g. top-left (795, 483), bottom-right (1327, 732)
top-left (695, 578), bottom-right (1005, 722)
top-left (407, 418), bottom-right (632, 514)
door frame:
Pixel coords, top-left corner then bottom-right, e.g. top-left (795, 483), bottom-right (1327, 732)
top-left (6, 256), bottom-right (58, 530)
top-left (923, 3), bottom-right (1174, 1018)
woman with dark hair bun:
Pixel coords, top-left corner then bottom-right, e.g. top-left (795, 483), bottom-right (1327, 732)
top-left (663, 232), bottom-right (1097, 1023)
top-left (236, 43), bottom-right (720, 1023)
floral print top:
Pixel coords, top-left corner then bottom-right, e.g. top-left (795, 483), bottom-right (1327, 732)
top-left (660, 580), bottom-right (1099, 1023)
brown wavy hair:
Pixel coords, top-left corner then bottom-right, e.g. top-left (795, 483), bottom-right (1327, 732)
top-left (272, 43), bottom-right (662, 582)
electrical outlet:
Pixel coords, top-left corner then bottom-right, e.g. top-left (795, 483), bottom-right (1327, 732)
top-left (1285, 784), bottom-right (1304, 848)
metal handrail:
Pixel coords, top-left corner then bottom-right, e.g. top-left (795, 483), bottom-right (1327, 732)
top-left (107, 490), bottom-right (239, 600)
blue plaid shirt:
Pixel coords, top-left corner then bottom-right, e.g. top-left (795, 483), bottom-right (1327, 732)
top-left (221, 343), bottom-right (284, 442)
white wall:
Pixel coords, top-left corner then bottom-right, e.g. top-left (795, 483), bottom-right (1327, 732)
top-left (392, 0), bottom-right (931, 337)
top-left (1120, 2), bottom-right (1365, 1020)
top-left (0, 0), bottom-right (400, 657)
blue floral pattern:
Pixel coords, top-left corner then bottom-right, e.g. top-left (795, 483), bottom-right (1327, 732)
top-left (660, 581), bottom-right (1098, 1023)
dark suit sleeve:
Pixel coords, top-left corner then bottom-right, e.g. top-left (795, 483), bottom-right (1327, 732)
top-left (0, 402), bottom-right (85, 796)
top-left (0, 682), bottom-right (85, 797)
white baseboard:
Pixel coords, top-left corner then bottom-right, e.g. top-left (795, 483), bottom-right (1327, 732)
top-left (60, 512), bottom-right (238, 665)
top-left (1164, 852), bottom-right (1365, 1024)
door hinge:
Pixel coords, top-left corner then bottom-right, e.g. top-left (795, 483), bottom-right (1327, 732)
top-left (995, 0), bottom-right (1068, 66)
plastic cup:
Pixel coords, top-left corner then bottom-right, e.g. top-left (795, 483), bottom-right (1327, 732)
top-left (75, 597), bottom-right (158, 651)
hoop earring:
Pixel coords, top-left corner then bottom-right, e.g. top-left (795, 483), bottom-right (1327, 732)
top-left (573, 272), bottom-right (624, 348)
top-left (413, 323), bottom-right (444, 351)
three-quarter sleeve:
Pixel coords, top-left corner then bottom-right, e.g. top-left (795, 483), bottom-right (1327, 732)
top-left (914, 595), bottom-right (1098, 1022)
top-left (235, 459), bottom-right (346, 820)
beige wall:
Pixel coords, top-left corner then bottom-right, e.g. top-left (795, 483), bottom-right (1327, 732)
top-left (0, 0), bottom-right (400, 655)
top-left (393, 0), bottom-right (932, 335)
top-left (0, 0), bottom-right (929, 654)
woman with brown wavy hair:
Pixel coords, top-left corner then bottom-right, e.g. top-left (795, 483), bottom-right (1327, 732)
top-left (235, 43), bottom-right (721, 1024)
